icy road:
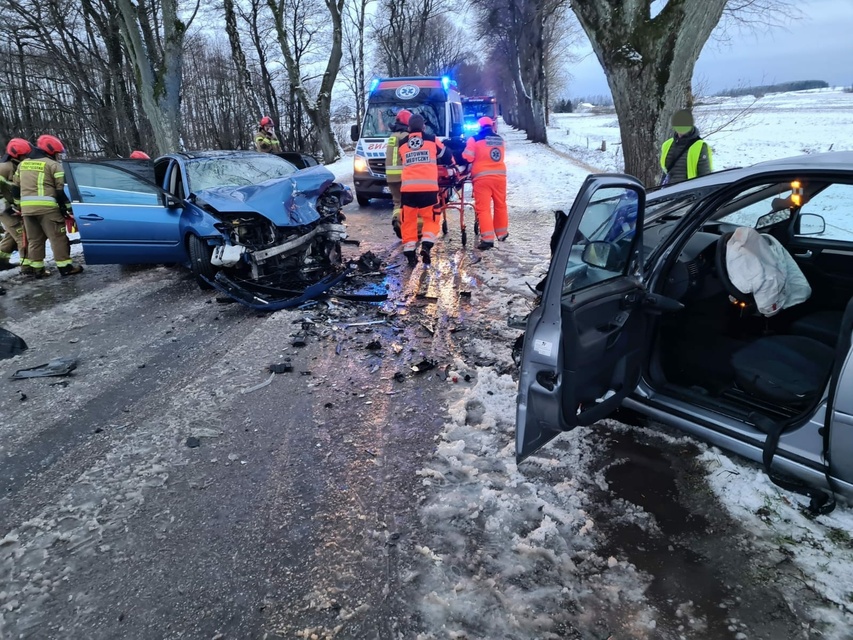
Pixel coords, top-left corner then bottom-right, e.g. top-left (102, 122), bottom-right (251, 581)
top-left (2, 123), bottom-right (853, 639)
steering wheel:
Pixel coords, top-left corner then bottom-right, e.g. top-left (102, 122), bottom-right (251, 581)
top-left (715, 231), bottom-right (757, 311)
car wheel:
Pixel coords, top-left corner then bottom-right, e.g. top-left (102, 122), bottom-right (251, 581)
top-left (356, 192), bottom-right (370, 207)
top-left (187, 235), bottom-right (216, 290)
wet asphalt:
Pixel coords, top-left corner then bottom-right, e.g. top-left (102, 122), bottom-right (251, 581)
top-left (0, 199), bottom-right (830, 639)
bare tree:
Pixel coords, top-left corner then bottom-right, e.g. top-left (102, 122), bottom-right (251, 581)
top-left (341, 0), bottom-right (373, 128)
top-left (223, 0), bottom-right (261, 119)
top-left (569, 0), bottom-right (728, 185)
top-left (266, 0), bottom-right (345, 162)
top-left (115, 0), bottom-right (198, 153)
top-left (372, 0), bottom-right (442, 76)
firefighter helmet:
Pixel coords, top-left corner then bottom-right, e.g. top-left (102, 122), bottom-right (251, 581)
top-left (396, 109), bottom-right (412, 126)
top-left (36, 134), bottom-right (64, 156)
top-left (129, 150), bottom-right (150, 159)
top-left (478, 117), bottom-right (494, 129)
top-left (260, 116), bottom-right (274, 128)
top-left (6, 138), bottom-right (32, 160)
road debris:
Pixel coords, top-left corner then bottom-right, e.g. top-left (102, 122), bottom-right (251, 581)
top-left (240, 372), bottom-right (275, 394)
top-left (366, 339), bottom-right (381, 351)
top-left (268, 361), bottom-right (294, 374)
top-left (411, 359), bottom-right (436, 374)
top-left (185, 437), bottom-right (201, 448)
top-left (0, 327), bottom-right (28, 360)
top-left (11, 357), bottom-right (77, 379)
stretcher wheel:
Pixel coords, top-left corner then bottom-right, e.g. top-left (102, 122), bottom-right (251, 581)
top-left (442, 219), bottom-right (448, 235)
top-left (461, 229), bottom-right (467, 246)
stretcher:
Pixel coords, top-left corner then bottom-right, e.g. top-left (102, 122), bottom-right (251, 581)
top-left (437, 165), bottom-right (477, 246)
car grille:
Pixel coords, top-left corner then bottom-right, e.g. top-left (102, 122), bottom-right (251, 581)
top-left (368, 159), bottom-right (386, 176)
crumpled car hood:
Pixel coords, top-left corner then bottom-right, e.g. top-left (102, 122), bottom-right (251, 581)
top-left (195, 165), bottom-right (338, 227)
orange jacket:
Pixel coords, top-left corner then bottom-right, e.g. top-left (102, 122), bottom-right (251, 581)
top-left (462, 130), bottom-right (506, 179)
top-left (399, 132), bottom-right (446, 192)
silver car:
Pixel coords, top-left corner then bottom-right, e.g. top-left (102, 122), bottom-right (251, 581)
top-left (517, 152), bottom-right (853, 512)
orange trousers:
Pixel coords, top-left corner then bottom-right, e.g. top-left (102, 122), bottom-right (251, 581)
top-left (402, 205), bottom-right (440, 252)
top-left (473, 175), bottom-right (508, 242)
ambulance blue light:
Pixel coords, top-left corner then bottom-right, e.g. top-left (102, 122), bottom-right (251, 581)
top-left (441, 76), bottom-right (451, 92)
top-left (369, 78), bottom-right (380, 93)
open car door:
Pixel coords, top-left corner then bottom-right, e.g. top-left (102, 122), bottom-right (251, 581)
top-left (64, 160), bottom-right (185, 265)
top-left (517, 175), bottom-right (660, 462)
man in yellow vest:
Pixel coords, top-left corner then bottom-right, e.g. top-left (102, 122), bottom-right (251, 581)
top-left (660, 109), bottom-right (712, 186)
top-left (385, 109), bottom-right (411, 238)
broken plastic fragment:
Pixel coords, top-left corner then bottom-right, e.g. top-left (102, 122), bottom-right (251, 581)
top-left (268, 362), bottom-right (293, 374)
top-left (1, 327), bottom-right (28, 361)
top-left (11, 357), bottom-right (77, 379)
top-left (411, 359), bottom-right (436, 374)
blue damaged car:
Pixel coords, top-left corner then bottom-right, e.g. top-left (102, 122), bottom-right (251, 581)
top-left (63, 151), bottom-right (352, 303)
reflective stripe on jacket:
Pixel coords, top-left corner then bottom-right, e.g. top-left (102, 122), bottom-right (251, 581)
top-left (14, 157), bottom-right (64, 216)
top-left (462, 131), bottom-right (506, 179)
top-left (399, 132), bottom-right (445, 192)
top-left (385, 131), bottom-right (407, 183)
top-left (255, 131), bottom-right (282, 153)
top-left (660, 137), bottom-right (712, 182)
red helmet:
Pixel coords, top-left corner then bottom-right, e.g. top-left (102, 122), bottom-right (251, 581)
top-left (260, 116), bottom-right (274, 128)
top-left (6, 138), bottom-right (32, 160)
top-left (396, 109), bottom-right (412, 126)
top-left (129, 150), bottom-right (150, 159)
top-left (36, 134), bottom-right (64, 156)
top-left (478, 117), bottom-right (494, 129)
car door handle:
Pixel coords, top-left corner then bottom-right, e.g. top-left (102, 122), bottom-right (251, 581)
top-left (78, 214), bottom-right (104, 221)
top-left (794, 250), bottom-right (813, 258)
top-left (80, 191), bottom-right (96, 197)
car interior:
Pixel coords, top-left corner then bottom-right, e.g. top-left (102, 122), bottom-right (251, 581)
top-left (646, 178), bottom-right (853, 425)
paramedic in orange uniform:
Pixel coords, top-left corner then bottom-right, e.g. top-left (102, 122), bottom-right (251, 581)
top-left (463, 116), bottom-right (508, 250)
top-left (399, 114), bottom-right (446, 267)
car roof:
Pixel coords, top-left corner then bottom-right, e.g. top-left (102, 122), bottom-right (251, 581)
top-left (647, 150), bottom-right (853, 200)
top-left (163, 150), bottom-right (280, 161)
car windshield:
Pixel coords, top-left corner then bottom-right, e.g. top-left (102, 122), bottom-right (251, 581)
top-left (361, 103), bottom-right (446, 137)
top-left (186, 155), bottom-right (297, 193)
top-left (463, 102), bottom-right (496, 119)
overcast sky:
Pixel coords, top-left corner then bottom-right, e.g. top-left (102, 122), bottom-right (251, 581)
top-left (569, 0), bottom-right (853, 97)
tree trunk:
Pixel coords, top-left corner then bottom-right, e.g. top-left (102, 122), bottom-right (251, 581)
top-left (223, 0), bottom-right (260, 119)
top-left (570, 0), bottom-right (727, 186)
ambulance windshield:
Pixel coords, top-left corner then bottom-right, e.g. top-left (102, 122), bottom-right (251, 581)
top-left (361, 103), bottom-right (446, 138)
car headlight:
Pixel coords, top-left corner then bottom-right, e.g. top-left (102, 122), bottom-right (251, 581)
top-left (354, 156), bottom-right (368, 173)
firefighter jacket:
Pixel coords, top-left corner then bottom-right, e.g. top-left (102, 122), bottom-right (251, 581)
top-left (660, 128), bottom-right (712, 184)
top-left (13, 151), bottom-right (65, 216)
top-left (399, 132), bottom-right (446, 192)
top-left (385, 123), bottom-right (409, 184)
top-left (462, 130), bottom-right (507, 179)
top-left (0, 158), bottom-right (16, 209)
top-left (255, 130), bottom-right (282, 153)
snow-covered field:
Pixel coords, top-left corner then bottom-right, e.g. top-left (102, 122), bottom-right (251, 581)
top-left (550, 88), bottom-right (853, 174)
top-left (409, 108), bottom-right (853, 637)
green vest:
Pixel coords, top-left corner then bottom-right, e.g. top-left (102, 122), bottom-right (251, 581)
top-left (660, 138), bottom-right (712, 180)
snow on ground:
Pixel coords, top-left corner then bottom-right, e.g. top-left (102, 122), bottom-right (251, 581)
top-left (0, 232), bottom-right (83, 284)
top-left (550, 88), bottom-right (853, 174)
top-left (409, 121), bottom-right (853, 637)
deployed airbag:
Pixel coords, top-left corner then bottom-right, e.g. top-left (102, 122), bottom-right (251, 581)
top-left (726, 227), bottom-right (811, 316)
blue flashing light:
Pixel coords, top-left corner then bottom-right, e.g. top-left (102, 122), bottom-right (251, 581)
top-left (369, 78), bottom-right (380, 93)
top-left (441, 76), bottom-right (451, 92)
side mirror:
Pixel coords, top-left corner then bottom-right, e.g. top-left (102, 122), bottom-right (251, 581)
top-left (797, 213), bottom-right (825, 236)
top-left (581, 241), bottom-right (613, 269)
top-left (164, 194), bottom-right (183, 209)
top-left (350, 124), bottom-right (359, 142)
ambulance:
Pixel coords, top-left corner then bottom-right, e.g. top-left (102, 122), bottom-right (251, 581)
top-left (462, 96), bottom-right (498, 134)
top-left (350, 76), bottom-right (464, 206)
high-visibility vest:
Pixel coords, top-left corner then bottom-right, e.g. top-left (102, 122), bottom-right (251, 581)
top-left (462, 131), bottom-right (506, 179)
top-left (399, 132), bottom-right (445, 192)
top-left (14, 156), bottom-right (64, 215)
top-left (660, 138), bottom-right (712, 180)
top-left (255, 131), bottom-right (281, 153)
top-left (385, 131), bottom-right (407, 183)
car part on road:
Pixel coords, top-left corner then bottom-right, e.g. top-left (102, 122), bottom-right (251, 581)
top-left (1, 328), bottom-right (27, 359)
top-left (268, 362), bottom-right (293, 374)
top-left (12, 357), bottom-right (77, 379)
top-left (240, 371), bottom-right (276, 394)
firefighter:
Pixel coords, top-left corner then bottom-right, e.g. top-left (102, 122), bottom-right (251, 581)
top-left (463, 116), bottom-right (507, 250)
top-left (129, 150), bottom-right (150, 159)
top-left (659, 109), bottom-right (712, 185)
top-left (0, 138), bottom-right (31, 272)
top-left (385, 108), bottom-right (411, 238)
top-left (255, 116), bottom-right (282, 153)
top-left (399, 114), bottom-right (446, 267)
top-left (13, 134), bottom-right (83, 278)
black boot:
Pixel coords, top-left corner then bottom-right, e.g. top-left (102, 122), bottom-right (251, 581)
top-left (33, 268), bottom-right (52, 279)
top-left (420, 242), bottom-right (433, 265)
top-left (404, 250), bottom-right (418, 267)
top-left (477, 240), bottom-right (494, 250)
top-left (58, 264), bottom-right (84, 277)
